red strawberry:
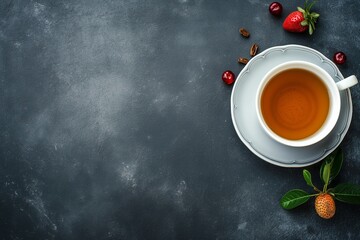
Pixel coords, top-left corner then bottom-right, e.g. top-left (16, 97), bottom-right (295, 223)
top-left (283, 0), bottom-right (319, 35)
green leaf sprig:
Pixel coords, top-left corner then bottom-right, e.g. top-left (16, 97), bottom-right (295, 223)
top-left (280, 148), bottom-right (360, 215)
top-left (298, 0), bottom-right (320, 35)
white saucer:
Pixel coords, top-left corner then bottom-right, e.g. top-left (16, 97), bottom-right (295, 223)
top-left (230, 44), bottom-right (353, 167)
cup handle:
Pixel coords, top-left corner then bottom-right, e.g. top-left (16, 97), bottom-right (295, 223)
top-left (336, 75), bottom-right (358, 91)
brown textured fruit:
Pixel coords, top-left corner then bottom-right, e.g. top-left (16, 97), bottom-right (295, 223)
top-left (315, 194), bottom-right (336, 219)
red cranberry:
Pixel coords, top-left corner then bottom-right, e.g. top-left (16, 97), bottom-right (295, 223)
top-left (333, 51), bottom-right (346, 65)
top-left (269, 2), bottom-right (283, 16)
top-left (222, 70), bottom-right (235, 85)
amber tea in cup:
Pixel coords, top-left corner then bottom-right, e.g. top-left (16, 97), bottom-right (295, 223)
top-left (260, 68), bottom-right (329, 140)
top-left (256, 61), bottom-right (358, 147)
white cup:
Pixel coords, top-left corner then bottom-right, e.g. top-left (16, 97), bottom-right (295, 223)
top-left (256, 61), bottom-right (358, 147)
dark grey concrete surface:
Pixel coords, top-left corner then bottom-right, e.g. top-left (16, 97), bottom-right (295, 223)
top-left (1, 0), bottom-right (360, 239)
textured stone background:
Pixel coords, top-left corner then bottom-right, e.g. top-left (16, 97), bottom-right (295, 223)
top-left (1, 0), bottom-right (360, 239)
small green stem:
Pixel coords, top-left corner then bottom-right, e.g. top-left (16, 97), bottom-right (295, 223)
top-left (308, 193), bottom-right (321, 198)
top-left (313, 186), bottom-right (322, 193)
top-left (323, 183), bottom-right (328, 193)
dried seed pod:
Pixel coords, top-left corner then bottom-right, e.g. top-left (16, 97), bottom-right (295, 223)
top-left (239, 28), bottom-right (250, 38)
top-left (250, 43), bottom-right (259, 57)
top-left (238, 57), bottom-right (249, 65)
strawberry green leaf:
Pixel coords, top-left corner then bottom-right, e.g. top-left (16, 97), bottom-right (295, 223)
top-left (309, 25), bottom-right (314, 35)
top-left (329, 183), bottom-right (360, 204)
top-left (310, 21), bottom-right (316, 30)
top-left (311, 12), bottom-right (320, 18)
top-left (303, 169), bottom-right (314, 188)
top-left (301, 20), bottom-right (308, 26)
top-left (307, 0), bottom-right (317, 10)
top-left (280, 189), bottom-right (311, 210)
top-left (297, 0), bottom-right (319, 35)
top-left (297, 7), bottom-right (305, 13)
